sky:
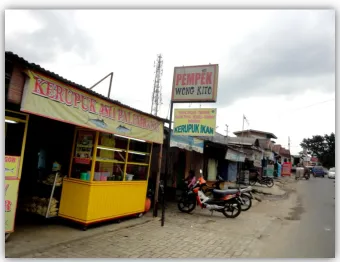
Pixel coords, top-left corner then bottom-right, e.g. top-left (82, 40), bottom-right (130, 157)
top-left (5, 9), bottom-right (335, 154)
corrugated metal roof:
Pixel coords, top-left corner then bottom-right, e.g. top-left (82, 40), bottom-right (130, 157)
top-left (233, 129), bottom-right (278, 139)
top-left (5, 51), bottom-right (169, 123)
top-left (227, 137), bottom-right (258, 146)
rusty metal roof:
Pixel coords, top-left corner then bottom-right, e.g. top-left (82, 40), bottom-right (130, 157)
top-left (5, 51), bottom-right (169, 123)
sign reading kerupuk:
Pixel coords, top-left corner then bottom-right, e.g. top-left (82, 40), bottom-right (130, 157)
top-left (173, 108), bottom-right (217, 136)
top-left (21, 70), bottom-right (163, 144)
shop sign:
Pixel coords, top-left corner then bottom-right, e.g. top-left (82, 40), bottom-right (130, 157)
top-left (5, 179), bottom-right (20, 233)
top-left (282, 162), bottom-right (292, 176)
top-left (74, 131), bottom-right (94, 164)
top-left (266, 164), bottom-right (274, 177)
top-left (225, 149), bottom-right (245, 162)
top-left (173, 108), bottom-right (216, 137)
top-left (21, 71), bottom-right (164, 144)
top-left (170, 133), bottom-right (204, 153)
top-left (171, 64), bottom-right (219, 102)
top-left (5, 155), bottom-right (20, 179)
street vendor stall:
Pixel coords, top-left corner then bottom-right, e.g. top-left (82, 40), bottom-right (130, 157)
top-left (5, 110), bottom-right (29, 240)
top-left (59, 128), bottom-right (154, 228)
top-left (18, 69), bottom-right (165, 229)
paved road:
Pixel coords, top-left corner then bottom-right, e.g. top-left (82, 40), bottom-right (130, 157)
top-left (262, 176), bottom-right (335, 258)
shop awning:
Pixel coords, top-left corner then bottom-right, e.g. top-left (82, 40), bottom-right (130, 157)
top-left (225, 148), bottom-right (246, 162)
top-left (6, 51), bottom-right (169, 144)
top-left (170, 133), bottom-right (204, 153)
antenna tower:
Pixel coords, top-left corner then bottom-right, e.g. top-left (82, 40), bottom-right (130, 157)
top-left (151, 54), bottom-right (163, 116)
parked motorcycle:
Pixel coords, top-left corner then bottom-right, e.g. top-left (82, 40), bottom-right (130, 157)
top-left (203, 176), bottom-right (253, 212)
top-left (249, 173), bottom-right (274, 188)
top-left (177, 176), bottom-right (242, 218)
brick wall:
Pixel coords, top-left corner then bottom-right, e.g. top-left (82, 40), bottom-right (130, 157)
top-left (7, 66), bottom-right (25, 104)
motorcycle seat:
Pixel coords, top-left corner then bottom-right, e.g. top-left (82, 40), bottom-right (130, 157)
top-left (213, 189), bottom-right (239, 195)
top-left (228, 185), bottom-right (248, 189)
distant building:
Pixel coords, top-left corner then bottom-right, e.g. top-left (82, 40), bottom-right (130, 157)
top-left (233, 129), bottom-right (277, 140)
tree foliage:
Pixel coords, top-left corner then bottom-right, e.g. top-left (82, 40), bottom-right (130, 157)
top-left (300, 133), bottom-right (335, 168)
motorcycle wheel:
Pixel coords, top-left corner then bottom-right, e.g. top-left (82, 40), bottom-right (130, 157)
top-left (177, 197), bottom-right (196, 213)
top-left (222, 200), bottom-right (242, 218)
top-left (266, 178), bottom-right (274, 188)
top-left (240, 194), bottom-right (252, 211)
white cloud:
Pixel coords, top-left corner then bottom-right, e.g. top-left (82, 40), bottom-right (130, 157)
top-left (5, 9), bottom-right (335, 155)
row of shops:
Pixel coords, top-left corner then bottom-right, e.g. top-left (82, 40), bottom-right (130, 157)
top-left (5, 51), bottom-right (292, 239)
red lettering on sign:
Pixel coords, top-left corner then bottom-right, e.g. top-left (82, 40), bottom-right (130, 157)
top-left (81, 95), bottom-right (88, 111)
top-left (89, 99), bottom-right (96, 114)
top-left (32, 77), bottom-right (47, 96)
top-left (206, 72), bottom-right (212, 84)
top-left (73, 93), bottom-right (81, 109)
top-left (5, 157), bottom-right (16, 163)
top-left (176, 74), bottom-right (182, 86)
top-left (201, 72), bottom-right (206, 85)
top-left (5, 200), bottom-right (12, 212)
top-left (181, 74), bottom-right (187, 86)
top-left (187, 73), bottom-right (195, 85)
top-left (55, 85), bottom-right (64, 103)
top-left (195, 73), bottom-right (201, 85)
top-left (65, 90), bottom-right (73, 106)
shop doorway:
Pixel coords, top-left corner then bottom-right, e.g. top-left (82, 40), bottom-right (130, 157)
top-left (9, 114), bottom-right (74, 235)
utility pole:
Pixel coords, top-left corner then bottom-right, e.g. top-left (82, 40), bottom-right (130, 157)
top-left (224, 124), bottom-right (229, 144)
top-left (151, 54), bottom-right (163, 116)
top-left (288, 136), bottom-right (291, 151)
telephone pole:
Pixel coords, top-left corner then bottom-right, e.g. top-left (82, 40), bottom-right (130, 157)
top-left (151, 54), bottom-right (163, 116)
top-left (224, 124), bottom-right (229, 144)
top-left (288, 136), bottom-right (291, 151)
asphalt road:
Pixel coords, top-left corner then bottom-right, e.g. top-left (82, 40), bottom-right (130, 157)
top-left (265, 176), bottom-right (335, 258)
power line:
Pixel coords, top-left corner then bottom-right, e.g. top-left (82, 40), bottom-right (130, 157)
top-left (283, 98), bottom-right (335, 114)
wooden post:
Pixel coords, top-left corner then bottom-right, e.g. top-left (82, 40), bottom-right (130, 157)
top-left (153, 144), bottom-right (163, 217)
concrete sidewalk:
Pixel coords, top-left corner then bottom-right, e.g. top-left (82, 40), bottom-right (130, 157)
top-left (6, 177), bottom-right (297, 258)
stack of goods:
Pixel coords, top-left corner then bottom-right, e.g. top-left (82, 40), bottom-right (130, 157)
top-left (20, 196), bottom-right (59, 217)
top-left (41, 173), bottom-right (63, 186)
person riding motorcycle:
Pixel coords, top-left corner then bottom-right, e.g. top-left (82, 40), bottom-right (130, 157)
top-left (303, 163), bottom-right (310, 178)
top-left (185, 170), bottom-right (197, 188)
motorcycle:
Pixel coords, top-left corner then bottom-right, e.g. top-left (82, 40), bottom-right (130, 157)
top-left (295, 167), bottom-right (310, 180)
top-left (204, 176), bottom-right (253, 212)
top-left (249, 172), bottom-right (274, 188)
top-left (177, 176), bottom-right (243, 218)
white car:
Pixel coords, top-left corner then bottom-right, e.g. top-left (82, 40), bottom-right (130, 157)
top-left (328, 168), bottom-right (335, 179)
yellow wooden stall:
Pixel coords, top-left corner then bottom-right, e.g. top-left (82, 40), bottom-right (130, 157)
top-left (59, 127), bottom-right (153, 226)
top-left (5, 110), bottom-right (29, 237)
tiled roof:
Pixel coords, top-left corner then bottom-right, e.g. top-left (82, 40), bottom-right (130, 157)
top-left (5, 51), bottom-right (169, 123)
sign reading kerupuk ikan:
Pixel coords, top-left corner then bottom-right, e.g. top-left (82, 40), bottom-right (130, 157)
top-left (21, 71), bottom-right (164, 144)
top-left (173, 108), bottom-right (216, 136)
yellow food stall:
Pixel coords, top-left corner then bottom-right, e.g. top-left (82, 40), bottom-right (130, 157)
top-left (59, 128), bottom-right (153, 228)
top-left (5, 110), bottom-right (29, 240)
top-left (19, 70), bottom-right (166, 229)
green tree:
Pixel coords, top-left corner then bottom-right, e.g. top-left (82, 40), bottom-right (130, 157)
top-left (300, 133), bottom-right (335, 168)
